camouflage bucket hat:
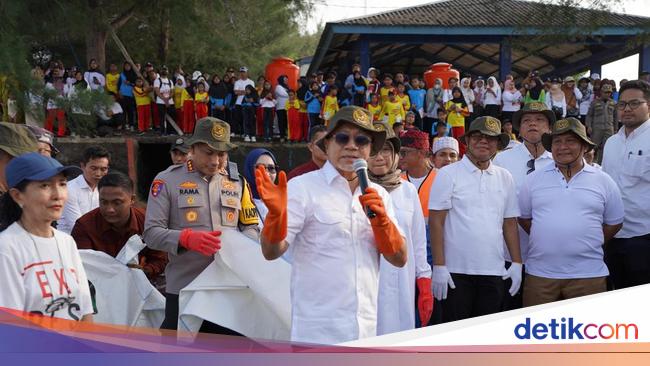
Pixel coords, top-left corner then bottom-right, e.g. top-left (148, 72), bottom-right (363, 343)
top-left (542, 117), bottom-right (596, 152)
top-left (317, 106), bottom-right (387, 155)
top-left (512, 102), bottom-right (556, 131)
top-left (0, 122), bottom-right (38, 157)
top-left (459, 116), bottom-right (510, 150)
top-left (186, 117), bottom-right (237, 152)
top-left (373, 120), bottom-right (400, 151)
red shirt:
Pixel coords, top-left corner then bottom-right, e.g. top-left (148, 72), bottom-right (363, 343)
top-left (287, 160), bottom-right (321, 180)
top-left (71, 206), bottom-right (168, 279)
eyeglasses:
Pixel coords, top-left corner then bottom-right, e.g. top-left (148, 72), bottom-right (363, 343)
top-left (256, 164), bottom-right (278, 174)
top-left (526, 159), bottom-right (535, 175)
top-left (616, 100), bottom-right (647, 111)
top-left (334, 132), bottom-right (372, 148)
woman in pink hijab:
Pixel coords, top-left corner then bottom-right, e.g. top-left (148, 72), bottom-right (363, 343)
top-left (501, 79), bottom-right (522, 124)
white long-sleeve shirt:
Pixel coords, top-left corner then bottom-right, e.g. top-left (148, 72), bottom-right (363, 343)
top-left (501, 90), bottom-right (522, 112)
top-left (545, 92), bottom-right (567, 118)
top-left (58, 175), bottom-right (99, 234)
top-left (274, 85), bottom-right (289, 111)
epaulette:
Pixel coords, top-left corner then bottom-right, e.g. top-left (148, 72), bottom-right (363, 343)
top-left (227, 161), bottom-right (239, 181)
top-left (186, 159), bottom-right (195, 173)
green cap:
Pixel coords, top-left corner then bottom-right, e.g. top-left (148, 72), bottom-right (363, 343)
top-left (459, 116), bottom-right (510, 149)
top-left (317, 106), bottom-right (387, 155)
top-left (0, 122), bottom-right (39, 157)
top-left (186, 117), bottom-right (237, 152)
top-left (512, 102), bottom-right (556, 131)
top-left (542, 117), bottom-right (595, 152)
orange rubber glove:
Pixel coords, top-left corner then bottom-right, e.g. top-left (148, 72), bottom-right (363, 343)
top-left (179, 229), bottom-right (221, 256)
top-left (255, 165), bottom-right (288, 243)
top-left (358, 187), bottom-right (403, 256)
top-left (416, 277), bottom-right (433, 327)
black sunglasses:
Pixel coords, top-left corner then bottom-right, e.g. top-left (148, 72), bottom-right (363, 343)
top-left (256, 164), bottom-right (278, 174)
top-left (526, 159), bottom-right (535, 175)
top-left (334, 132), bottom-right (372, 147)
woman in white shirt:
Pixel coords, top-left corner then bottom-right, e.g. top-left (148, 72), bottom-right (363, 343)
top-left (0, 153), bottom-right (94, 322)
top-left (501, 79), bottom-right (522, 123)
top-left (274, 75), bottom-right (290, 142)
top-left (368, 126), bottom-right (433, 334)
top-left (483, 76), bottom-right (502, 118)
top-left (545, 78), bottom-right (567, 119)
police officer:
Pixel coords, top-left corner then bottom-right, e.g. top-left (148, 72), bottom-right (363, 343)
top-left (169, 137), bottom-right (189, 165)
top-left (143, 117), bottom-right (259, 333)
top-left (586, 83), bottom-right (616, 164)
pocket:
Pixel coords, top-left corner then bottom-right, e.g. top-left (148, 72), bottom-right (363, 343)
top-left (621, 155), bottom-right (650, 187)
top-left (178, 195), bottom-right (203, 227)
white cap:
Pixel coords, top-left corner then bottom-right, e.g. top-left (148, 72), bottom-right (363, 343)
top-left (192, 71), bottom-right (202, 81)
top-left (590, 73), bottom-right (601, 80)
top-left (432, 136), bottom-right (459, 155)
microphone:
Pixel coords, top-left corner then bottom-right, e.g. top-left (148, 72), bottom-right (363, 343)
top-left (353, 159), bottom-right (376, 219)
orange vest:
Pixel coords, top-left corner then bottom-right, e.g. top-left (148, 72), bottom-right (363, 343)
top-left (402, 169), bottom-right (437, 219)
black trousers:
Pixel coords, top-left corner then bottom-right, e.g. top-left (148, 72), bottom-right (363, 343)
top-left (422, 117), bottom-right (436, 137)
top-left (442, 273), bottom-right (504, 323)
top-left (157, 103), bottom-right (176, 135)
top-left (161, 293), bottom-right (243, 336)
top-left (242, 106), bottom-right (256, 137)
top-left (276, 109), bottom-right (288, 139)
top-left (605, 234), bottom-right (650, 289)
top-left (120, 96), bottom-right (136, 128)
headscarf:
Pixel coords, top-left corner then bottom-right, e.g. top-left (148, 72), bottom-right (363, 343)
top-left (486, 76), bottom-right (501, 101)
top-left (243, 148), bottom-right (278, 199)
top-left (277, 75), bottom-right (289, 91)
top-left (504, 79), bottom-right (516, 92)
top-left (368, 139), bottom-right (402, 193)
top-left (450, 86), bottom-right (467, 107)
top-left (528, 77), bottom-right (544, 100)
top-left (209, 76), bottom-right (228, 99)
top-left (122, 62), bottom-right (137, 84)
top-left (460, 77), bottom-right (475, 106)
top-left (175, 75), bottom-right (187, 89)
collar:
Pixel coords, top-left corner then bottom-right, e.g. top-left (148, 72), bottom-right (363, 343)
top-left (461, 155), bottom-right (495, 175)
top-left (545, 159), bottom-right (595, 174)
top-left (618, 118), bottom-right (650, 139)
top-left (517, 141), bottom-right (553, 160)
top-left (321, 160), bottom-right (343, 185)
top-left (76, 175), bottom-right (94, 191)
top-left (97, 206), bottom-right (141, 237)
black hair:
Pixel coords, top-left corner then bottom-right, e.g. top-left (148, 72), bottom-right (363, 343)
top-left (328, 85), bottom-right (338, 92)
top-left (309, 125), bottom-right (328, 142)
top-left (384, 73), bottom-right (393, 80)
top-left (0, 180), bottom-right (29, 232)
top-left (619, 80), bottom-right (650, 100)
top-left (82, 146), bottom-right (111, 164)
top-left (437, 108), bottom-right (447, 115)
top-left (98, 171), bottom-right (133, 194)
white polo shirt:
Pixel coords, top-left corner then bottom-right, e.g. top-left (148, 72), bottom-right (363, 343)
top-left (519, 163), bottom-right (624, 279)
top-left (602, 119), bottom-right (650, 238)
top-left (493, 143), bottom-right (554, 262)
top-left (234, 78), bottom-right (254, 105)
top-left (58, 175), bottom-right (99, 234)
top-left (286, 161), bottom-right (403, 344)
top-left (428, 156), bottom-right (520, 276)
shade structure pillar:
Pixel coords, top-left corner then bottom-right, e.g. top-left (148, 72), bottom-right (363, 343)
top-left (359, 36), bottom-right (370, 76)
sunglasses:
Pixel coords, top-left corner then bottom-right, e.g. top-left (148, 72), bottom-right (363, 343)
top-left (256, 164), bottom-right (278, 174)
top-left (526, 159), bottom-right (535, 175)
top-left (333, 132), bottom-right (372, 147)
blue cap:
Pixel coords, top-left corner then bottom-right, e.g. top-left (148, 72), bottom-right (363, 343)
top-left (6, 153), bottom-right (81, 189)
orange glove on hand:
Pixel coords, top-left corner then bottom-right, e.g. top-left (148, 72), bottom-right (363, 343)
top-left (416, 277), bottom-right (433, 327)
top-left (255, 165), bottom-right (288, 243)
top-left (179, 229), bottom-right (221, 256)
top-left (358, 187), bottom-right (403, 256)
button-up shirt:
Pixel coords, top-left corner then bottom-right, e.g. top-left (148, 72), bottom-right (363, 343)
top-left (519, 163), bottom-right (624, 278)
top-left (59, 175), bottom-right (99, 234)
top-left (602, 119), bottom-right (650, 238)
top-left (494, 143), bottom-right (554, 262)
top-left (71, 206), bottom-right (168, 279)
top-left (285, 161), bottom-right (402, 344)
top-left (428, 156), bottom-right (519, 276)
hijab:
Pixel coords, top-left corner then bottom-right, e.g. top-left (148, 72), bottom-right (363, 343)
top-left (460, 77), bottom-right (474, 105)
top-left (504, 79), bottom-right (516, 92)
top-left (243, 148), bottom-right (278, 200)
top-left (368, 140), bottom-right (402, 193)
top-left (122, 62), bottom-right (137, 84)
top-left (277, 75), bottom-right (289, 91)
top-left (450, 86), bottom-right (467, 107)
top-left (209, 75), bottom-right (228, 99)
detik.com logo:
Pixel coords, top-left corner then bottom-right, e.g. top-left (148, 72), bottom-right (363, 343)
top-left (514, 317), bottom-right (638, 340)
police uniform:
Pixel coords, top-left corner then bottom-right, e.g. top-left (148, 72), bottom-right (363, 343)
top-left (586, 85), bottom-right (617, 164)
top-left (143, 117), bottom-right (259, 330)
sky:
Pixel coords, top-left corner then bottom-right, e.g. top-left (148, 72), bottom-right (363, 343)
top-left (306, 0), bottom-right (650, 83)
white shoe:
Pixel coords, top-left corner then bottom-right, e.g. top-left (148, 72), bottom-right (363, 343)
top-left (251, 136), bottom-right (256, 142)
top-left (244, 135), bottom-right (251, 142)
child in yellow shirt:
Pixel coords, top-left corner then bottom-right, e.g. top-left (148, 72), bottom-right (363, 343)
top-left (380, 91), bottom-right (405, 127)
top-left (321, 86), bottom-right (339, 127)
top-left (133, 77), bottom-right (151, 133)
top-left (367, 93), bottom-right (382, 121)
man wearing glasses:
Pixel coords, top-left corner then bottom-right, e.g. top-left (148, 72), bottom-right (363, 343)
top-left (429, 116), bottom-right (522, 322)
top-left (493, 102), bottom-right (555, 309)
top-left (602, 80), bottom-right (650, 289)
top-left (254, 106), bottom-right (406, 344)
top-left (586, 83), bottom-right (617, 164)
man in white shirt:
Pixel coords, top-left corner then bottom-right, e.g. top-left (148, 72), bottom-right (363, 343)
top-left (429, 116), bottom-right (522, 322)
top-left (493, 102), bottom-right (555, 309)
top-left (58, 146), bottom-right (110, 234)
top-left (233, 67), bottom-right (255, 137)
top-left (153, 66), bottom-right (175, 135)
top-left (442, 76), bottom-right (458, 104)
top-left (255, 106), bottom-right (406, 344)
top-left (519, 118), bottom-right (624, 306)
top-left (602, 80), bottom-right (650, 289)
top-left (84, 59), bottom-right (105, 91)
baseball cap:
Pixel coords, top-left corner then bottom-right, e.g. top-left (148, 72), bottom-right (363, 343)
top-left (6, 152), bottom-right (81, 189)
top-left (170, 137), bottom-right (189, 153)
top-left (239, 66), bottom-right (249, 73)
top-left (26, 126), bottom-right (59, 155)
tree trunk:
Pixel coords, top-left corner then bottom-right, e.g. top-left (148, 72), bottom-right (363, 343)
top-left (159, 7), bottom-right (170, 65)
top-left (86, 30), bottom-right (107, 71)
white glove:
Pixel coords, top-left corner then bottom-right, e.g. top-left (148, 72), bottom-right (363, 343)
top-left (432, 265), bottom-right (455, 300)
top-left (502, 262), bottom-right (523, 296)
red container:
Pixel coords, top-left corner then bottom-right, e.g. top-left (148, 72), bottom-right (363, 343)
top-left (265, 57), bottom-right (300, 91)
top-left (423, 63), bottom-right (460, 89)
